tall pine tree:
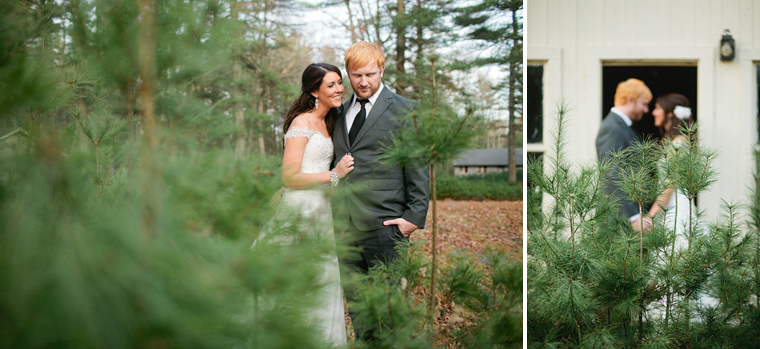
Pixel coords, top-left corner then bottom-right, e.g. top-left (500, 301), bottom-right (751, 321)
top-left (454, 0), bottom-right (522, 182)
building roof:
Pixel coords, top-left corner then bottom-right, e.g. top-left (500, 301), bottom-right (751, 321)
top-left (452, 148), bottom-right (522, 167)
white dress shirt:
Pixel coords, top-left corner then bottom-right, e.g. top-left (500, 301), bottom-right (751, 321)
top-left (610, 107), bottom-right (633, 127)
top-left (346, 83), bottom-right (384, 133)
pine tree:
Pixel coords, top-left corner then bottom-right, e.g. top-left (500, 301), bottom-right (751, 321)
top-left (365, 56), bottom-right (523, 348)
top-left (347, 241), bottom-right (523, 348)
top-left (453, 0), bottom-right (522, 182)
top-left (528, 104), bottom-right (760, 348)
top-left (379, 56), bottom-right (483, 320)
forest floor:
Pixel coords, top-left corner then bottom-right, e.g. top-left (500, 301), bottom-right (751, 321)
top-left (345, 199), bottom-right (524, 345)
top-left (412, 199), bottom-right (523, 264)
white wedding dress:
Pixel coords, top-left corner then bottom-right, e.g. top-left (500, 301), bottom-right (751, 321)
top-left (254, 126), bottom-right (347, 347)
top-left (658, 139), bottom-right (705, 252)
top-left (648, 139), bottom-right (718, 320)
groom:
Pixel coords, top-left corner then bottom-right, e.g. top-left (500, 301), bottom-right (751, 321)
top-left (595, 78), bottom-right (653, 232)
top-left (332, 41), bottom-right (430, 339)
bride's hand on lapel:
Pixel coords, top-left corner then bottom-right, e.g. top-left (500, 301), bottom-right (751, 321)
top-left (333, 154), bottom-right (354, 178)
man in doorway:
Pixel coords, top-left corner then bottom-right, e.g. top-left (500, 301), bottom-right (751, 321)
top-left (596, 78), bottom-right (653, 231)
top-left (332, 41), bottom-right (430, 341)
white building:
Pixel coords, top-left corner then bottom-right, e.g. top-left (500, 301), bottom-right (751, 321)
top-left (526, 0), bottom-right (760, 220)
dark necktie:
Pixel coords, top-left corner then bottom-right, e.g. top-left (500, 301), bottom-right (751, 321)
top-left (348, 99), bottom-right (369, 145)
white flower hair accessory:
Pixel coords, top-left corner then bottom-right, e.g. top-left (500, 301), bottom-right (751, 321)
top-left (673, 105), bottom-right (691, 120)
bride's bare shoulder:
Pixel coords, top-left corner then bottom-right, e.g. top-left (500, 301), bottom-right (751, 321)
top-left (289, 114), bottom-right (317, 131)
top-left (289, 115), bottom-right (309, 129)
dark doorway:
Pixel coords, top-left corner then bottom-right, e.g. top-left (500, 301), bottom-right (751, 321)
top-left (602, 65), bottom-right (697, 141)
top-left (527, 65), bottom-right (544, 144)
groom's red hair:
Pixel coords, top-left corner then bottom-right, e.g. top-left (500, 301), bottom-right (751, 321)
top-left (345, 41), bottom-right (385, 73)
top-left (614, 78), bottom-right (652, 105)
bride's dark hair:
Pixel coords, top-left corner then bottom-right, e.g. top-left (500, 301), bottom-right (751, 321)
top-left (657, 93), bottom-right (693, 139)
top-left (282, 63), bottom-right (342, 147)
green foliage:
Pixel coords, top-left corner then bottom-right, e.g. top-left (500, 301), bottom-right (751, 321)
top-left (0, 129), bottom-right (345, 347)
top-left (379, 54), bottom-right (487, 174)
top-left (613, 138), bottom-right (663, 211)
top-left (349, 241), bottom-right (523, 348)
top-left (528, 104), bottom-right (760, 348)
top-left (378, 98), bottom-right (484, 170)
top-left (378, 55), bottom-right (488, 334)
top-left (0, 0), bottom-right (348, 347)
top-left (0, 0), bottom-right (67, 116)
top-left (665, 124), bottom-right (718, 201)
top-left (435, 172), bottom-right (522, 201)
top-left (440, 250), bottom-right (523, 348)
top-left (453, 0), bottom-right (522, 67)
top-left (68, 96), bottom-right (128, 190)
top-left (348, 241), bottom-right (432, 349)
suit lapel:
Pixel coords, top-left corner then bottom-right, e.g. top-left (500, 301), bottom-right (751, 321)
top-left (350, 86), bottom-right (393, 148)
top-left (608, 111), bottom-right (639, 140)
top-left (339, 98), bottom-right (351, 150)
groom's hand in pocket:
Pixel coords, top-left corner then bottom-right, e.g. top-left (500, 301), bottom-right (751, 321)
top-left (383, 218), bottom-right (418, 237)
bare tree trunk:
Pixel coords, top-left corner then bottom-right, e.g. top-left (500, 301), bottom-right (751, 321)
top-left (258, 130), bottom-right (266, 154)
top-left (428, 59), bottom-right (439, 329)
top-left (371, 0), bottom-right (383, 45)
top-left (257, 97), bottom-right (266, 154)
top-left (137, 0), bottom-right (159, 236)
top-left (233, 64), bottom-right (245, 157)
top-left (344, 0), bottom-right (361, 43)
top-left (507, 8), bottom-right (518, 183)
top-left (395, 0), bottom-right (406, 96)
top-left (356, 0), bottom-right (370, 42)
top-left (428, 165), bottom-right (438, 320)
top-left (232, 1), bottom-right (246, 158)
top-left (412, 0), bottom-right (424, 97)
top-left (122, 81), bottom-right (138, 204)
top-left (507, 60), bottom-right (516, 182)
top-left (124, 83), bottom-right (136, 138)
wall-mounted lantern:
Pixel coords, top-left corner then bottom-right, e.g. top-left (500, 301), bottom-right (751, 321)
top-left (720, 29), bottom-right (735, 61)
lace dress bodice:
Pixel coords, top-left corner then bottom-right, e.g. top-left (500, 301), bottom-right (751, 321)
top-left (284, 126), bottom-right (333, 174)
top-left (281, 126), bottom-right (335, 219)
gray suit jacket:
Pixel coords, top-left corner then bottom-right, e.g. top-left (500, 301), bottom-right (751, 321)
top-left (332, 86), bottom-right (429, 232)
top-left (596, 110), bottom-right (641, 219)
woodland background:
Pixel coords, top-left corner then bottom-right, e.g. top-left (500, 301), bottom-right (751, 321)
top-left (1, 0), bottom-right (522, 185)
top-left (0, 0), bottom-right (520, 158)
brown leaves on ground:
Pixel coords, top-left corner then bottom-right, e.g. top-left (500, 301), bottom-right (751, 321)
top-left (344, 200), bottom-right (524, 346)
top-left (412, 199), bottom-right (523, 265)
top-left (414, 199), bottom-right (523, 346)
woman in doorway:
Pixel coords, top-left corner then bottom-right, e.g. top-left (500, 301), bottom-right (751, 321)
top-left (648, 93), bottom-right (695, 236)
top-left (646, 93), bottom-right (718, 321)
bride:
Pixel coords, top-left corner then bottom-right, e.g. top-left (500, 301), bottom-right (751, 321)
top-left (648, 93), bottom-right (696, 240)
top-left (647, 93), bottom-right (717, 318)
top-left (254, 63), bottom-right (353, 346)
